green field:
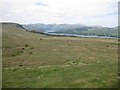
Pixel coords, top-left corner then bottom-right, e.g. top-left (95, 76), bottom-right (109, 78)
top-left (2, 23), bottom-right (118, 88)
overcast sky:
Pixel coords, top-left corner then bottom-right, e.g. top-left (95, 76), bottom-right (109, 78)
top-left (0, 0), bottom-right (119, 27)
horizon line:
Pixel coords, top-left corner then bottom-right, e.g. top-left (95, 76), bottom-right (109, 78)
top-left (0, 21), bottom-right (118, 28)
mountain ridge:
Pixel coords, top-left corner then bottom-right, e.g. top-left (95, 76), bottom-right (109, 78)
top-left (22, 23), bottom-right (118, 37)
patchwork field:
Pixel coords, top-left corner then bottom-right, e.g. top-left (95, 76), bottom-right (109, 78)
top-left (2, 23), bottom-right (118, 88)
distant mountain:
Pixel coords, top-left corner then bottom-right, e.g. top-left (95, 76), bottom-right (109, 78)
top-left (22, 24), bottom-right (86, 32)
top-left (22, 24), bottom-right (118, 37)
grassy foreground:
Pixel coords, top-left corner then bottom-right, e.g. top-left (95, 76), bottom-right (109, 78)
top-left (2, 23), bottom-right (118, 88)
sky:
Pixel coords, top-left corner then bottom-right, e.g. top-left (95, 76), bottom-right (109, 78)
top-left (0, 0), bottom-right (119, 27)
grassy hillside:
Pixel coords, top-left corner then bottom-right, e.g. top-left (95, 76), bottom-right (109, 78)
top-left (2, 23), bottom-right (118, 88)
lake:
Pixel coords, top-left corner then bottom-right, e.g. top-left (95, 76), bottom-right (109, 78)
top-left (45, 32), bottom-right (118, 39)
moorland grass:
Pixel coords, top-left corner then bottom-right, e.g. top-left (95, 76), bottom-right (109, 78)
top-left (2, 23), bottom-right (118, 88)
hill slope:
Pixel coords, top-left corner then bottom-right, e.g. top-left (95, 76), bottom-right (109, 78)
top-left (23, 24), bottom-right (118, 37)
top-left (2, 23), bottom-right (118, 88)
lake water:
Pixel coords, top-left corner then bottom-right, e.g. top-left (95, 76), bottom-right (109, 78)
top-left (46, 32), bottom-right (118, 39)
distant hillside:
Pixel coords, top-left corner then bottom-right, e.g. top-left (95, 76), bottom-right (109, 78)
top-left (22, 24), bottom-right (118, 37)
